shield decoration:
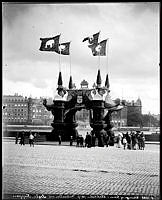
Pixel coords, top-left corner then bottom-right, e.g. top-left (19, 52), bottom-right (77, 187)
top-left (77, 95), bottom-right (83, 104)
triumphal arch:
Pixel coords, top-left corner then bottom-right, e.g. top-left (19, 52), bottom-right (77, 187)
top-left (43, 70), bottom-right (124, 147)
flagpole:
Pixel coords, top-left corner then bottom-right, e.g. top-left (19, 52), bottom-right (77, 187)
top-left (69, 44), bottom-right (71, 76)
top-left (59, 44), bottom-right (61, 72)
top-left (98, 30), bottom-right (101, 71)
top-left (106, 38), bottom-right (109, 74)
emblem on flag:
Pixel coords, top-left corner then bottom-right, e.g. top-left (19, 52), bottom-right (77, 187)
top-left (82, 31), bottom-right (100, 46)
top-left (90, 39), bottom-right (107, 56)
top-left (39, 34), bottom-right (70, 55)
top-left (39, 35), bottom-right (60, 51)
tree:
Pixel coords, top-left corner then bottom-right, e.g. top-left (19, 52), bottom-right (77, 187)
top-left (141, 114), bottom-right (160, 127)
top-left (127, 109), bottom-right (142, 127)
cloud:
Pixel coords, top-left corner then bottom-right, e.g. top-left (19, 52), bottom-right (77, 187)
top-left (3, 3), bottom-right (160, 114)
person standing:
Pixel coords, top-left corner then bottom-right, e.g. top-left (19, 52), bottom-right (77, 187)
top-left (15, 132), bottom-right (19, 144)
top-left (70, 136), bottom-right (73, 146)
top-left (85, 132), bottom-right (88, 147)
top-left (91, 132), bottom-right (96, 147)
top-left (117, 133), bottom-right (122, 148)
top-left (123, 136), bottom-right (127, 150)
top-left (34, 132), bottom-right (37, 144)
top-left (29, 131), bottom-right (34, 147)
top-left (141, 132), bottom-right (145, 150)
top-left (87, 132), bottom-right (92, 148)
top-left (58, 135), bottom-right (62, 145)
top-left (80, 135), bottom-right (84, 147)
top-left (20, 131), bottom-right (25, 146)
top-left (126, 132), bottom-right (131, 150)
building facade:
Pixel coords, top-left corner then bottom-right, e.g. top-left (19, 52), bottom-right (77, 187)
top-left (2, 93), bottom-right (142, 127)
top-left (2, 94), bottom-right (53, 125)
top-left (2, 94), bottom-right (29, 124)
top-left (111, 98), bottom-right (142, 128)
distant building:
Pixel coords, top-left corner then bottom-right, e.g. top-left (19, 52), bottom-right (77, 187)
top-left (28, 97), bottom-right (53, 125)
top-left (2, 92), bottom-right (142, 127)
top-left (80, 79), bottom-right (88, 89)
top-left (111, 106), bottom-right (127, 127)
top-left (2, 94), bottom-right (53, 125)
top-left (2, 94), bottom-right (29, 124)
top-left (127, 97), bottom-right (142, 115)
top-left (152, 114), bottom-right (160, 121)
top-left (76, 109), bottom-right (89, 122)
top-left (111, 97), bottom-right (142, 127)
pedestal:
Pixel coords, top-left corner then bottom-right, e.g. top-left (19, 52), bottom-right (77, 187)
top-left (90, 100), bottom-right (107, 147)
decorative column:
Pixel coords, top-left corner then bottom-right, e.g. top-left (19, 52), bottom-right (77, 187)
top-left (91, 100), bottom-right (106, 147)
top-left (90, 69), bottom-right (107, 147)
top-left (50, 100), bottom-right (66, 140)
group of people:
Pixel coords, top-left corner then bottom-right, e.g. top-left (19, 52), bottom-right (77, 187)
top-left (15, 131), bottom-right (37, 147)
top-left (116, 131), bottom-right (145, 150)
top-left (71, 131), bottom-right (113, 148)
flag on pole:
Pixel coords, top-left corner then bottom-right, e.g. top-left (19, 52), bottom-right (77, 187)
top-left (90, 39), bottom-right (107, 56)
top-left (39, 35), bottom-right (60, 51)
top-left (82, 32), bottom-right (100, 46)
top-left (55, 42), bottom-right (71, 55)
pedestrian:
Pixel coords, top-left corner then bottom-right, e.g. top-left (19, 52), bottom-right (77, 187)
top-left (85, 132), bottom-right (88, 147)
top-left (80, 135), bottom-right (84, 147)
top-left (34, 132), bottom-right (37, 144)
top-left (123, 136), bottom-right (127, 150)
top-left (15, 132), bottom-right (19, 144)
top-left (85, 132), bottom-right (92, 148)
top-left (29, 131), bottom-right (34, 147)
top-left (117, 133), bottom-right (122, 148)
top-left (76, 135), bottom-right (80, 147)
top-left (141, 132), bottom-right (145, 150)
top-left (131, 132), bottom-right (137, 150)
top-left (20, 131), bottom-right (25, 146)
top-left (91, 132), bottom-right (96, 147)
top-left (70, 136), bottom-right (73, 146)
top-left (58, 135), bottom-right (62, 145)
top-left (126, 132), bottom-right (131, 150)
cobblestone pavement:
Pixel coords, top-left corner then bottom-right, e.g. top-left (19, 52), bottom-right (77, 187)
top-left (2, 140), bottom-right (160, 197)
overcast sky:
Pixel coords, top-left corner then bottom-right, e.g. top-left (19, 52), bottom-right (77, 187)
top-left (3, 2), bottom-right (160, 114)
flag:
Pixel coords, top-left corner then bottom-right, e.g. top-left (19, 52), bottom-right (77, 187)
top-left (82, 32), bottom-right (100, 46)
top-left (39, 35), bottom-right (60, 51)
top-left (55, 42), bottom-right (70, 55)
top-left (90, 39), bottom-right (107, 56)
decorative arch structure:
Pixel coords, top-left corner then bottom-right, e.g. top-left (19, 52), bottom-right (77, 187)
top-left (43, 70), bottom-right (125, 147)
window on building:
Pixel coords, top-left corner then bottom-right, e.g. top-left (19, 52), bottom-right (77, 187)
top-left (15, 104), bottom-right (17, 106)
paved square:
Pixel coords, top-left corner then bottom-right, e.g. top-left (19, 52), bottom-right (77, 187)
top-left (2, 140), bottom-right (160, 198)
